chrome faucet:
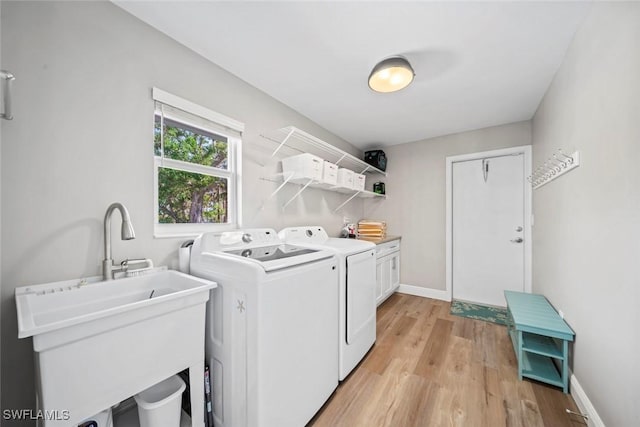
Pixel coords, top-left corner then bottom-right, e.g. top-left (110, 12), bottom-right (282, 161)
top-left (103, 202), bottom-right (136, 280)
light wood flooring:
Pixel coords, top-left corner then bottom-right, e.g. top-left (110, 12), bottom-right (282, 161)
top-left (309, 293), bottom-right (584, 427)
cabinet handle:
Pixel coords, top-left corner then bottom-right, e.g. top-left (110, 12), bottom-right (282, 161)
top-left (0, 70), bottom-right (15, 120)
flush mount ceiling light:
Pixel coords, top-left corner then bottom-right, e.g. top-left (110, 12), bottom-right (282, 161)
top-left (368, 56), bottom-right (415, 93)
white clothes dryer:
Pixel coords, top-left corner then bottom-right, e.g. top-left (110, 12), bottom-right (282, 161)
top-left (190, 229), bottom-right (339, 427)
top-left (278, 226), bottom-right (376, 381)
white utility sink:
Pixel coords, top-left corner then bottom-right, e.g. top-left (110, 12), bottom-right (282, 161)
top-left (15, 270), bottom-right (216, 427)
top-left (16, 269), bottom-right (214, 345)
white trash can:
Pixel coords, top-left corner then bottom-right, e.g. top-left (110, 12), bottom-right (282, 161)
top-left (134, 375), bottom-right (186, 427)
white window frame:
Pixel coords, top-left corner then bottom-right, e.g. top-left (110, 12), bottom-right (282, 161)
top-left (152, 88), bottom-right (243, 238)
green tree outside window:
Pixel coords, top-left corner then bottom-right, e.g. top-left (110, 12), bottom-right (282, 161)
top-left (155, 116), bottom-right (229, 223)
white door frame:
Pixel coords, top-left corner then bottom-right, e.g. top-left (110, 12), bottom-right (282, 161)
top-left (445, 145), bottom-right (532, 302)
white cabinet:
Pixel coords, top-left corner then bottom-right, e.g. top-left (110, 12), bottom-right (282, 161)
top-left (375, 239), bottom-right (401, 306)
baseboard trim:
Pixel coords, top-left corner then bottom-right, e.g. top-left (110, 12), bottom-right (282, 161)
top-left (570, 374), bottom-right (605, 427)
top-left (397, 284), bottom-right (450, 302)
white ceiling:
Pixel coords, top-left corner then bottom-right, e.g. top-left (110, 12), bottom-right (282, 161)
top-left (114, 1), bottom-right (590, 149)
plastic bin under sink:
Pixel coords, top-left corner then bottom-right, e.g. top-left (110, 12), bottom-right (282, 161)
top-left (134, 375), bottom-right (186, 427)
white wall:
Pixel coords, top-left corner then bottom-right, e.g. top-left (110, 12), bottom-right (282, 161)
top-left (367, 121), bottom-right (531, 291)
top-left (0, 1), bottom-right (365, 414)
top-left (531, 3), bottom-right (640, 426)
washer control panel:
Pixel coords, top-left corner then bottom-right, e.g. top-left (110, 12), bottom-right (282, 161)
top-left (202, 229), bottom-right (281, 250)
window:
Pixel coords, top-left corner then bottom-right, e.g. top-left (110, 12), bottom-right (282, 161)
top-left (152, 88), bottom-right (243, 237)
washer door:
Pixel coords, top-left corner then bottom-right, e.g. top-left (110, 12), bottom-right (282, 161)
top-left (346, 249), bottom-right (376, 344)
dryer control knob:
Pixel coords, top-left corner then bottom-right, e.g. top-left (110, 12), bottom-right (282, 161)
top-left (242, 233), bottom-right (253, 243)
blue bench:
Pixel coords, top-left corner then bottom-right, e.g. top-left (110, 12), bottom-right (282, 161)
top-left (504, 290), bottom-right (575, 393)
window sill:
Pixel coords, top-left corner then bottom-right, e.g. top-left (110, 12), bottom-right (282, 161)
top-left (153, 223), bottom-right (238, 239)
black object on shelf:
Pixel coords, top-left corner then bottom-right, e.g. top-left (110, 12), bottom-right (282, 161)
top-left (373, 182), bottom-right (385, 195)
top-left (364, 150), bottom-right (387, 172)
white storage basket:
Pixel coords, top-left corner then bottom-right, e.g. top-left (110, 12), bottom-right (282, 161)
top-left (336, 168), bottom-right (355, 189)
top-left (322, 161), bottom-right (338, 185)
top-left (281, 153), bottom-right (323, 184)
top-left (353, 174), bottom-right (366, 191)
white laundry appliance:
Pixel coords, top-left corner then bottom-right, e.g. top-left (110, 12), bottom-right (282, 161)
top-left (278, 226), bottom-right (376, 381)
top-left (189, 229), bottom-right (339, 427)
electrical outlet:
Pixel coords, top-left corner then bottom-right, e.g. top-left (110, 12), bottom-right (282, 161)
top-left (559, 310), bottom-right (564, 319)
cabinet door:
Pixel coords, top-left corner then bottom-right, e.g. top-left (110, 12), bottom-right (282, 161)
top-left (390, 253), bottom-right (400, 291)
top-left (382, 257), bottom-right (392, 295)
top-left (376, 256), bottom-right (391, 305)
top-left (376, 258), bottom-right (384, 303)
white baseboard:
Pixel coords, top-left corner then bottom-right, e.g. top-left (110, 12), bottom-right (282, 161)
top-left (397, 284), bottom-right (450, 302)
top-left (571, 374), bottom-right (605, 427)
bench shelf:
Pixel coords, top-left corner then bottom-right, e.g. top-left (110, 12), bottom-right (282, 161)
top-left (504, 290), bottom-right (575, 393)
top-left (522, 332), bottom-right (563, 359)
top-left (521, 351), bottom-right (563, 388)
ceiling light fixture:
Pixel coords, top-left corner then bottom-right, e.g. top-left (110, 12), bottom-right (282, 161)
top-left (368, 56), bottom-right (415, 93)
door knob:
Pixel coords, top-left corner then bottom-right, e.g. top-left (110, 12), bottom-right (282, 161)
top-left (510, 237), bottom-right (523, 243)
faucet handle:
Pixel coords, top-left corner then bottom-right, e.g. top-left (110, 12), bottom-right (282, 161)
top-left (121, 258), bottom-right (153, 271)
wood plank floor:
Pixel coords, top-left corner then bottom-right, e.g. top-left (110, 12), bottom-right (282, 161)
top-left (309, 293), bottom-right (585, 427)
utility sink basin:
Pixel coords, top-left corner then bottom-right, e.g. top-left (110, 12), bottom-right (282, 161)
top-left (15, 269), bottom-right (216, 426)
top-left (16, 269), bottom-right (214, 345)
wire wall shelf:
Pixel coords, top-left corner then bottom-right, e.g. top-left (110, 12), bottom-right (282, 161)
top-left (259, 173), bottom-right (385, 212)
top-left (261, 126), bottom-right (387, 176)
top-left (259, 126), bottom-right (387, 211)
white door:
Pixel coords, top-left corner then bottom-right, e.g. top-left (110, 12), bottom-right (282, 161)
top-left (452, 154), bottom-right (525, 306)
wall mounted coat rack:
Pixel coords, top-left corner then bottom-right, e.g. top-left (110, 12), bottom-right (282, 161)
top-left (528, 149), bottom-right (580, 189)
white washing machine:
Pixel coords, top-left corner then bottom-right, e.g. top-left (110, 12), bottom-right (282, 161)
top-left (190, 229), bottom-right (339, 427)
top-left (278, 226), bottom-right (376, 381)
